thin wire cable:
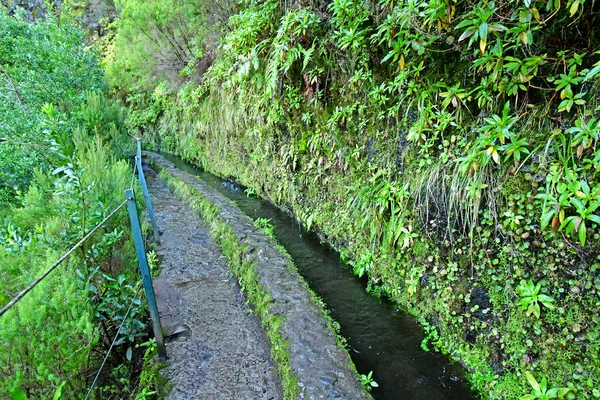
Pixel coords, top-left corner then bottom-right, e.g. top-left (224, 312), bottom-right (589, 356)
top-left (0, 199), bottom-right (129, 317)
top-left (130, 157), bottom-right (138, 189)
top-left (84, 284), bottom-right (143, 400)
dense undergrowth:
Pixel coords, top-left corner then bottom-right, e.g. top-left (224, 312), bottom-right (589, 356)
top-left (106, 0), bottom-right (600, 398)
top-left (0, 7), bottom-right (160, 399)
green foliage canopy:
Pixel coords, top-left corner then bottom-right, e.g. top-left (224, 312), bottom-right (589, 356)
top-left (0, 10), bottom-right (104, 206)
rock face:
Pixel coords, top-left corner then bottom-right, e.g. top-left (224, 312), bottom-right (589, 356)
top-left (147, 152), bottom-right (371, 400)
top-left (3, 0), bottom-right (48, 21)
top-left (82, 0), bottom-right (116, 38)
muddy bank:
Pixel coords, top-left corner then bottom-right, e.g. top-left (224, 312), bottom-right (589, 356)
top-left (145, 166), bottom-right (282, 399)
top-left (146, 152), bottom-right (370, 399)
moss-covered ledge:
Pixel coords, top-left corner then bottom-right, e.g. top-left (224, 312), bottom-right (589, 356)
top-left (146, 152), bottom-right (371, 400)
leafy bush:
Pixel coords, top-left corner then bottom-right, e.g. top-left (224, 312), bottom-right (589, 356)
top-left (0, 133), bottom-right (141, 396)
top-left (0, 8), bottom-right (153, 398)
top-left (0, 10), bottom-right (104, 206)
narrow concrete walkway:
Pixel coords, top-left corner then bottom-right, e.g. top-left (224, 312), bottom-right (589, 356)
top-left (146, 153), bottom-right (370, 400)
top-left (145, 166), bottom-right (282, 399)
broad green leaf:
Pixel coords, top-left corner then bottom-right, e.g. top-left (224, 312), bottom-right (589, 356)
top-left (479, 23), bottom-right (488, 41)
top-left (557, 388), bottom-right (570, 397)
top-left (587, 214), bottom-right (600, 225)
top-left (9, 390), bottom-right (27, 400)
top-left (579, 221), bottom-right (586, 245)
top-left (569, 0), bottom-right (580, 16)
top-left (541, 210), bottom-right (555, 229)
top-left (540, 377), bottom-right (548, 393)
top-left (585, 64), bottom-right (600, 81)
top-left (525, 371), bottom-right (541, 392)
top-left (53, 382), bottom-right (65, 400)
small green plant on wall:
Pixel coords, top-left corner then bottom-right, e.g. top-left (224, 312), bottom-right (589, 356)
top-left (360, 370), bottom-right (379, 391)
top-left (521, 371), bottom-right (569, 400)
top-left (254, 218), bottom-right (275, 239)
top-left (516, 280), bottom-right (555, 319)
top-left (350, 250), bottom-right (374, 278)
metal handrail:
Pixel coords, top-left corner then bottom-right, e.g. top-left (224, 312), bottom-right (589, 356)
top-left (0, 199), bottom-right (128, 317)
top-left (0, 138), bottom-right (168, 395)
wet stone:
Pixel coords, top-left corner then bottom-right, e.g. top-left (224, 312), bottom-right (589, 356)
top-left (319, 372), bottom-right (338, 386)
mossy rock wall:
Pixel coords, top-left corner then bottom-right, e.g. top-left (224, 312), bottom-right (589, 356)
top-left (147, 86), bottom-right (599, 398)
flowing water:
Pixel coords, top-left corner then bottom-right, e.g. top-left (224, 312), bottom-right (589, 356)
top-left (159, 153), bottom-right (476, 400)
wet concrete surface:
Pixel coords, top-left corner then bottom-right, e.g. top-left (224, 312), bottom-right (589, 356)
top-left (146, 152), bottom-right (370, 400)
top-left (145, 165), bottom-right (282, 400)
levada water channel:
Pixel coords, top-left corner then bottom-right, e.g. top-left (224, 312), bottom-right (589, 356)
top-left (158, 153), bottom-right (476, 400)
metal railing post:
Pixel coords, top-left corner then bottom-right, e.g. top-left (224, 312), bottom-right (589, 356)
top-left (125, 188), bottom-right (167, 360)
top-left (135, 138), bottom-right (160, 243)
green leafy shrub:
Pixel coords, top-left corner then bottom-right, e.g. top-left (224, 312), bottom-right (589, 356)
top-left (516, 280), bottom-right (555, 319)
top-left (0, 10), bottom-right (104, 206)
top-left (0, 8), bottom-right (154, 398)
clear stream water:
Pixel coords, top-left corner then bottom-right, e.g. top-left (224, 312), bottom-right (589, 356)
top-left (159, 153), bottom-right (476, 400)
